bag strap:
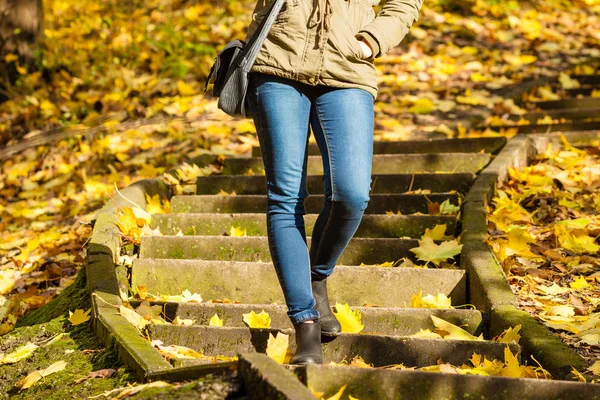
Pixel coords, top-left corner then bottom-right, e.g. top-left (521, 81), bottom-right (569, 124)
top-left (204, 0), bottom-right (287, 93)
top-left (239, 0), bottom-right (287, 71)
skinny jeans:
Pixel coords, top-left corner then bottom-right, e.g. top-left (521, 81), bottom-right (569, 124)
top-left (246, 71), bottom-right (374, 325)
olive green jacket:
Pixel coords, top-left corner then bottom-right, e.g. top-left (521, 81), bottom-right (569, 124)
top-left (244, 0), bottom-right (424, 101)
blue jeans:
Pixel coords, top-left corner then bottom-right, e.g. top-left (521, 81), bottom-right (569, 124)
top-left (246, 72), bottom-right (374, 325)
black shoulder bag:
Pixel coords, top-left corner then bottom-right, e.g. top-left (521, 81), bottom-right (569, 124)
top-left (203, 0), bottom-right (286, 119)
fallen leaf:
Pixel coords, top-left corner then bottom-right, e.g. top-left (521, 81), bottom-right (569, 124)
top-left (74, 368), bottom-right (116, 384)
top-left (68, 308), bottom-right (91, 326)
top-left (266, 332), bottom-right (289, 364)
top-left (209, 313), bottom-right (223, 327)
top-left (410, 237), bottom-right (463, 266)
top-left (242, 310), bottom-right (271, 329)
top-left (410, 291), bottom-right (453, 309)
top-left (494, 325), bottom-right (521, 344)
top-left (431, 315), bottom-right (483, 341)
top-left (15, 360), bottom-right (67, 390)
top-left (422, 224), bottom-right (453, 240)
top-left (333, 303), bottom-right (364, 333)
top-left (0, 342), bottom-right (38, 364)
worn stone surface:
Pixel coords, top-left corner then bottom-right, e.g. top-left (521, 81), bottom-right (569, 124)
top-left (171, 193), bottom-right (461, 215)
top-left (302, 365), bottom-right (600, 400)
top-left (238, 353), bottom-right (315, 400)
top-left (459, 201), bottom-right (488, 244)
top-left (139, 235), bottom-right (424, 265)
top-left (136, 302), bottom-right (482, 335)
top-left (252, 137), bottom-right (507, 157)
top-left (149, 325), bottom-right (518, 367)
top-left (151, 213), bottom-right (457, 239)
top-left (132, 259), bottom-right (467, 307)
top-left (147, 362), bottom-right (237, 382)
top-left (463, 135), bottom-right (531, 204)
top-left (94, 300), bottom-right (173, 378)
top-left (194, 173), bottom-right (476, 195)
top-left (460, 241), bottom-right (517, 314)
top-left (220, 153), bottom-right (491, 175)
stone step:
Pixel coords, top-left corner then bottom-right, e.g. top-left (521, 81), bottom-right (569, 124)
top-left (150, 213), bottom-right (457, 239)
top-left (138, 236), bottom-right (441, 265)
top-left (170, 193), bottom-right (461, 215)
top-left (148, 325), bottom-right (518, 368)
top-left (220, 153), bottom-right (491, 175)
top-left (135, 302), bottom-right (482, 336)
top-left (131, 260), bottom-right (466, 307)
top-left (303, 364), bottom-right (599, 400)
top-left (484, 120), bottom-right (600, 134)
top-left (508, 106), bottom-right (600, 122)
top-left (570, 74), bottom-right (600, 85)
top-left (195, 173), bottom-right (476, 195)
top-left (534, 96), bottom-right (600, 110)
top-left (251, 137), bottom-right (506, 157)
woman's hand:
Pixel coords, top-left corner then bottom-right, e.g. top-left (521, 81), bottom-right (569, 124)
top-left (356, 36), bottom-right (373, 59)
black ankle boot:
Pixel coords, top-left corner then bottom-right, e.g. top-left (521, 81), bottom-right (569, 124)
top-left (290, 321), bottom-right (322, 365)
top-left (311, 279), bottom-right (342, 335)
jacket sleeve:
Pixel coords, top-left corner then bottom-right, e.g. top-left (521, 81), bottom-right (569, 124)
top-left (356, 0), bottom-right (424, 59)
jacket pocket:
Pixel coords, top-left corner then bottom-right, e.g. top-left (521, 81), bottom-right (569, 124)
top-left (340, 0), bottom-right (376, 60)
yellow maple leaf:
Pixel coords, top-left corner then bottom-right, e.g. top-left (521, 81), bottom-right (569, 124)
top-left (494, 325), bottom-right (521, 344)
top-left (409, 237), bottom-right (463, 266)
top-left (431, 316), bottom-right (483, 341)
top-left (333, 303), bottom-right (364, 333)
top-left (68, 308), bottom-right (91, 326)
top-left (116, 206), bottom-right (150, 243)
top-left (500, 347), bottom-right (523, 378)
top-left (209, 313), bottom-right (223, 327)
top-left (555, 225), bottom-right (600, 254)
top-left (266, 332), bottom-right (289, 364)
top-left (229, 225), bottom-right (247, 237)
top-left (242, 310), bottom-right (271, 329)
top-left (145, 193), bottom-right (170, 214)
top-left (422, 224), bottom-right (453, 241)
top-left (410, 291), bottom-right (453, 309)
top-left (0, 342), bottom-right (38, 365)
top-left (569, 275), bottom-right (590, 290)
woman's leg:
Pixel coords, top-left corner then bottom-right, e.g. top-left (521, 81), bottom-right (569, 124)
top-left (309, 87), bottom-right (375, 279)
top-left (246, 72), bottom-right (319, 325)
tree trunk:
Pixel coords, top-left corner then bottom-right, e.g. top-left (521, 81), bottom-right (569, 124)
top-left (0, 0), bottom-right (43, 64)
top-left (0, 0), bottom-right (43, 103)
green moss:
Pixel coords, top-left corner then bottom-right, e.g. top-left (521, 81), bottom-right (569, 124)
top-left (1, 316), bottom-right (136, 399)
top-left (167, 247), bottom-right (186, 259)
top-left (16, 268), bottom-right (89, 328)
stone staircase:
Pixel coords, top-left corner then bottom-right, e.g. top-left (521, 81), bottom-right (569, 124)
top-left (130, 136), bottom-right (521, 371)
top-left (83, 69), bottom-right (600, 398)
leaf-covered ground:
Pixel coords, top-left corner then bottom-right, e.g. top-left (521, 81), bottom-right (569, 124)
top-left (1, 0), bottom-right (600, 396)
top-left (487, 135), bottom-right (600, 378)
